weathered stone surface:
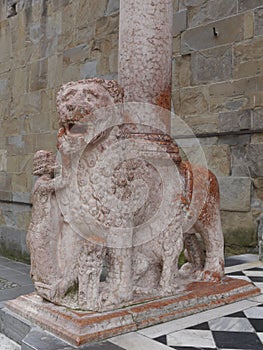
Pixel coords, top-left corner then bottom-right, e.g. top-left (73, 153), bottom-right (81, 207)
top-left (106, 0), bottom-right (120, 15)
top-left (238, 0), bottom-right (263, 12)
top-left (173, 9), bottom-right (187, 35)
top-left (0, 150), bottom-right (7, 172)
top-left (174, 114), bottom-right (218, 135)
top-left (218, 177), bottom-right (251, 211)
top-left (221, 211), bottom-right (257, 248)
top-left (173, 54), bottom-right (191, 87)
top-left (181, 14), bottom-right (245, 54)
top-left (219, 110), bottom-right (251, 132)
top-left (253, 108), bottom-right (263, 129)
top-left (181, 145), bottom-right (230, 176)
top-left (244, 11), bottom-right (254, 39)
top-left (234, 36), bottom-right (263, 68)
top-left (187, 0), bottom-right (237, 28)
top-left (247, 144), bottom-right (263, 177)
top-left (255, 7), bottom-right (263, 36)
top-left (191, 45), bottom-right (232, 85)
top-left (29, 58), bottom-right (48, 91)
top-left (178, 86), bottom-right (209, 115)
top-left (209, 76), bottom-right (262, 112)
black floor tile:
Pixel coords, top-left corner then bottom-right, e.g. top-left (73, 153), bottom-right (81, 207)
top-left (224, 311), bottom-right (246, 318)
top-left (170, 347), bottom-right (216, 350)
top-left (212, 331), bottom-right (263, 350)
top-left (249, 318), bottom-right (263, 332)
top-left (187, 322), bottom-right (210, 330)
top-left (248, 277), bottom-right (263, 283)
top-left (226, 271), bottom-right (246, 276)
top-left (154, 335), bottom-right (167, 345)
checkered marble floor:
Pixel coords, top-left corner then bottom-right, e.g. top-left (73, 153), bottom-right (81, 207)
top-left (152, 265), bottom-right (263, 350)
top-left (110, 260), bottom-right (263, 350)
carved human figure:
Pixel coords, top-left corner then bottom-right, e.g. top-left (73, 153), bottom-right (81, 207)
top-left (27, 150), bottom-right (63, 301)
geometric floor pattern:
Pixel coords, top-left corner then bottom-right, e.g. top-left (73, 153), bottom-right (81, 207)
top-left (153, 266), bottom-right (263, 350)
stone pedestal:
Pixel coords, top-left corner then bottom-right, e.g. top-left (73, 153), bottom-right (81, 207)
top-left (7, 277), bottom-right (260, 346)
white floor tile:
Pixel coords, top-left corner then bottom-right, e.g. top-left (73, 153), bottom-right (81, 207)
top-left (253, 282), bottom-right (263, 292)
top-left (138, 300), bottom-right (258, 338)
top-left (244, 306), bottom-right (263, 319)
top-left (228, 275), bottom-right (251, 282)
top-left (0, 334), bottom-right (20, 350)
top-left (209, 317), bottom-right (255, 332)
top-left (225, 261), bottom-right (263, 274)
top-left (109, 332), bottom-right (171, 350)
top-left (243, 271), bottom-right (263, 277)
top-left (248, 294), bottom-right (263, 303)
top-left (257, 332), bottom-right (263, 343)
top-left (167, 330), bottom-right (215, 348)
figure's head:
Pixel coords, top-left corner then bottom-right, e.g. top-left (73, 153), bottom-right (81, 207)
top-left (56, 78), bottom-right (124, 130)
top-left (33, 150), bottom-right (56, 176)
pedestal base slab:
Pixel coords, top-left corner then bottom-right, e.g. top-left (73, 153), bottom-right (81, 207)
top-left (7, 277), bottom-right (260, 346)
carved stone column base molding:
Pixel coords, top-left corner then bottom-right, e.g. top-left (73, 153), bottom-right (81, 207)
top-left (7, 277), bottom-right (260, 346)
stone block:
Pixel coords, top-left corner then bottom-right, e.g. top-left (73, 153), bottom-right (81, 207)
top-left (181, 145), bottom-right (230, 176)
top-left (231, 145), bottom-right (251, 177)
top-left (0, 226), bottom-right (29, 262)
top-left (172, 34), bottom-right (181, 54)
top-left (0, 20), bottom-right (11, 63)
top-left (173, 9), bottom-right (187, 35)
top-left (218, 177), bottom-right (251, 211)
top-left (187, 0), bottom-right (237, 28)
top-left (36, 133), bottom-right (57, 152)
top-left (0, 150), bottom-right (7, 172)
top-left (80, 60), bottom-right (98, 79)
top-left (209, 76), bottom-right (262, 112)
top-left (76, 0), bottom-right (108, 30)
top-left (11, 173), bottom-right (29, 193)
top-left (172, 54), bottom-right (191, 87)
top-left (234, 36), bottom-right (263, 65)
top-left (191, 45), bottom-right (232, 85)
top-left (244, 11), bottom-right (254, 39)
top-left (0, 308), bottom-right (31, 345)
top-left (251, 133), bottom-right (263, 143)
top-left (181, 14), bottom-right (245, 54)
top-left (12, 192), bottom-right (31, 204)
top-left (95, 14), bottom-right (119, 38)
top-left (219, 110), bottom-right (252, 132)
top-left (255, 7), bottom-right (263, 36)
top-left (109, 48), bottom-right (118, 73)
top-left (234, 59), bottom-right (263, 80)
top-left (221, 211), bottom-right (257, 248)
top-left (247, 144), bottom-right (263, 177)
top-left (106, 0), bottom-right (120, 15)
top-left (29, 58), bottom-right (48, 92)
top-left (62, 64), bottom-right (80, 84)
top-left (253, 108), bottom-right (263, 130)
top-left (178, 86), bottom-right (209, 115)
top-left (238, 0), bottom-right (263, 12)
top-left (63, 45), bottom-right (89, 65)
top-left (11, 67), bottom-right (28, 97)
top-left (0, 173), bottom-right (11, 192)
top-left (0, 79), bottom-right (9, 100)
top-left (173, 114), bottom-right (218, 135)
top-left (218, 134), bottom-right (251, 146)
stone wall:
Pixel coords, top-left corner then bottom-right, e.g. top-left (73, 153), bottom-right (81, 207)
top-left (0, 0), bottom-right (119, 261)
top-left (0, 0), bottom-right (262, 261)
top-left (172, 0), bottom-right (263, 255)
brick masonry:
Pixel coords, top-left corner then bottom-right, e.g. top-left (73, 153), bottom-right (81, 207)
top-left (0, 0), bottom-right (262, 259)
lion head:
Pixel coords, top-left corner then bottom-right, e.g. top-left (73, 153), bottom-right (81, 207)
top-left (56, 78), bottom-right (124, 131)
